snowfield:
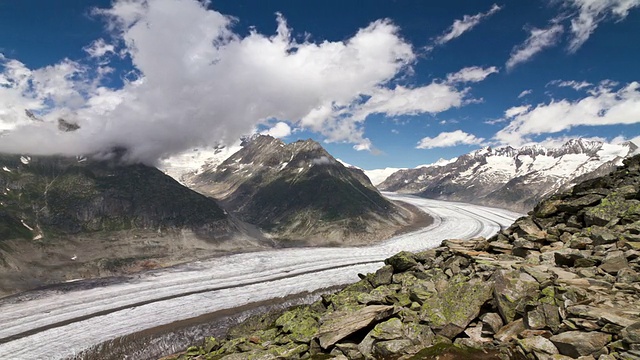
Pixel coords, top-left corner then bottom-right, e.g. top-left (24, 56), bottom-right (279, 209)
top-left (0, 193), bottom-right (521, 360)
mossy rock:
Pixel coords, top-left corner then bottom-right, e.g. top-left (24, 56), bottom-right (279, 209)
top-left (274, 306), bottom-right (319, 343)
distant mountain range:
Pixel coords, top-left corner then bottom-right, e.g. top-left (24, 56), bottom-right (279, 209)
top-left (189, 135), bottom-right (413, 245)
top-left (378, 139), bottom-right (637, 212)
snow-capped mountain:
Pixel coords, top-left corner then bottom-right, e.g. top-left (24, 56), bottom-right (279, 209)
top-left (379, 139), bottom-right (638, 212)
top-left (158, 143), bottom-right (242, 185)
top-left (190, 135), bottom-right (412, 244)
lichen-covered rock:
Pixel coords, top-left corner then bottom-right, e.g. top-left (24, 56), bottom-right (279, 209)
top-left (274, 306), bottom-right (319, 343)
top-left (385, 251), bottom-right (418, 272)
top-left (316, 305), bottom-right (394, 349)
top-left (420, 275), bottom-right (493, 338)
top-left (493, 270), bottom-right (539, 323)
top-left (550, 331), bottom-right (612, 357)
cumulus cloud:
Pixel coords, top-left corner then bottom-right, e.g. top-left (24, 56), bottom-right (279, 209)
top-left (416, 130), bottom-right (484, 149)
top-left (495, 81), bottom-right (640, 146)
top-left (434, 4), bottom-right (502, 45)
top-left (0, 0), bottom-right (482, 163)
top-left (566, 0), bottom-right (640, 52)
top-left (260, 122), bottom-right (291, 138)
top-left (446, 66), bottom-right (499, 83)
top-left (506, 24), bottom-right (564, 70)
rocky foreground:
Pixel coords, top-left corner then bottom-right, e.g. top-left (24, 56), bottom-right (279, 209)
top-left (167, 156), bottom-right (640, 360)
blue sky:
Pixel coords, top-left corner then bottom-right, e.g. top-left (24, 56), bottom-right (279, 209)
top-left (0, 0), bottom-right (639, 169)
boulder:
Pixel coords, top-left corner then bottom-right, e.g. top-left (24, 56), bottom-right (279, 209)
top-left (419, 275), bottom-right (493, 338)
top-left (599, 250), bottom-right (628, 274)
top-left (622, 322), bottom-right (640, 344)
top-left (369, 265), bottom-right (394, 288)
top-left (316, 305), bottom-right (394, 349)
top-left (518, 336), bottom-right (559, 355)
top-left (385, 251), bottom-right (418, 272)
top-left (493, 270), bottom-right (539, 323)
top-left (550, 331), bottom-right (612, 357)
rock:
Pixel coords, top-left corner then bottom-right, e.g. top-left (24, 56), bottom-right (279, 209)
top-left (385, 251), bottom-right (418, 272)
top-left (557, 194), bottom-right (603, 213)
top-left (316, 305), bottom-right (394, 349)
top-left (274, 306), bottom-right (319, 343)
top-left (334, 343), bottom-right (363, 360)
top-left (622, 322), bottom-right (640, 344)
top-left (516, 218), bottom-right (547, 240)
top-left (493, 270), bottom-right (539, 323)
top-left (370, 318), bottom-right (404, 340)
top-left (535, 199), bottom-right (563, 218)
top-left (599, 250), bottom-right (629, 274)
top-left (495, 319), bottom-right (525, 342)
top-left (584, 195), bottom-right (626, 227)
top-left (419, 275), bottom-right (493, 338)
top-left (373, 339), bottom-right (413, 358)
top-left (369, 265), bottom-right (394, 288)
top-left (518, 336), bottom-right (559, 355)
top-left (589, 227), bottom-right (618, 246)
top-left (480, 312), bottom-right (504, 334)
top-left (550, 331), bottom-right (612, 357)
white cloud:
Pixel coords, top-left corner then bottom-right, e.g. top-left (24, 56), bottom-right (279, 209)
top-left (518, 89), bottom-right (532, 98)
top-left (416, 130), bottom-right (484, 149)
top-left (506, 24), bottom-right (564, 70)
top-left (260, 122), bottom-right (291, 138)
top-left (566, 0), bottom-right (640, 52)
top-left (434, 4), bottom-right (502, 45)
top-left (548, 80), bottom-right (593, 90)
top-left (0, 0), bottom-right (480, 162)
top-left (495, 81), bottom-right (640, 146)
top-left (83, 39), bottom-right (116, 58)
top-left (504, 105), bottom-right (531, 118)
top-left (446, 66), bottom-right (499, 83)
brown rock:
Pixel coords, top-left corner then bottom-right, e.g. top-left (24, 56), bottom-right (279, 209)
top-left (550, 331), bottom-right (612, 357)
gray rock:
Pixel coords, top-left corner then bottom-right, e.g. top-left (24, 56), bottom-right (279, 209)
top-left (369, 265), bottom-right (394, 288)
top-left (493, 270), bottom-right (539, 323)
top-left (495, 319), bottom-right (525, 342)
top-left (518, 336), bottom-right (559, 355)
top-left (316, 305), bottom-right (394, 349)
top-left (622, 322), bottom-right (640, 344)
top-left (480, 312), bottom-right (504, 334)
top-left (550, 331), bottom-right (612, 357)
top-left (599, 250), bottom-right (629, 274)
top-left (420, 275), bottom-right (493, 338)
top-left (385, 251), bottom-right (418, 272)
top-left (373, 339), bottom-right (413, 358)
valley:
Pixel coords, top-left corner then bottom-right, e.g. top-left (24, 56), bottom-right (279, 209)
top-left (0, 193), bottom-right (520, 360)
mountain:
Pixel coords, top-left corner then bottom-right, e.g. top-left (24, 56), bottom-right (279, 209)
top-left (0, 154), bottom-right (264, 296)
top-left (172, 154), bottom-right (640, 360)
top-left (190, 135), bottom-right (415, 245)
top-left (158, 143), bottom-right (243, 185)
top-left (379, 139), bottom-right (637, 212)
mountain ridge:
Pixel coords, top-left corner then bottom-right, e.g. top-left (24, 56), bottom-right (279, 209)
top-left (379, 138), bottom-right (637, 212)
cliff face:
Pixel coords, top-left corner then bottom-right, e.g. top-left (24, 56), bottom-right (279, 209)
top-left (0, 154), bottom-right (265, 297)
top-left (191, 135), bottom-right (414, 245)
top-left (172, 155), bottom-right (640, 360)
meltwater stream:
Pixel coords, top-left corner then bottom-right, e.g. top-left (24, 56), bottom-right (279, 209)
top-left (0, 194), bottom-right (522, 360)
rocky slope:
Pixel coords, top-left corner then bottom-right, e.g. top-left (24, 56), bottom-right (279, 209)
top-left (170, 155), bottom-right (640, 360)
top-left (379, 139), bottom-right (637, 213)
top-left (190, 135), bottom-right (414, 245)
top-left (0, 154), bottom-right (265, 296)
